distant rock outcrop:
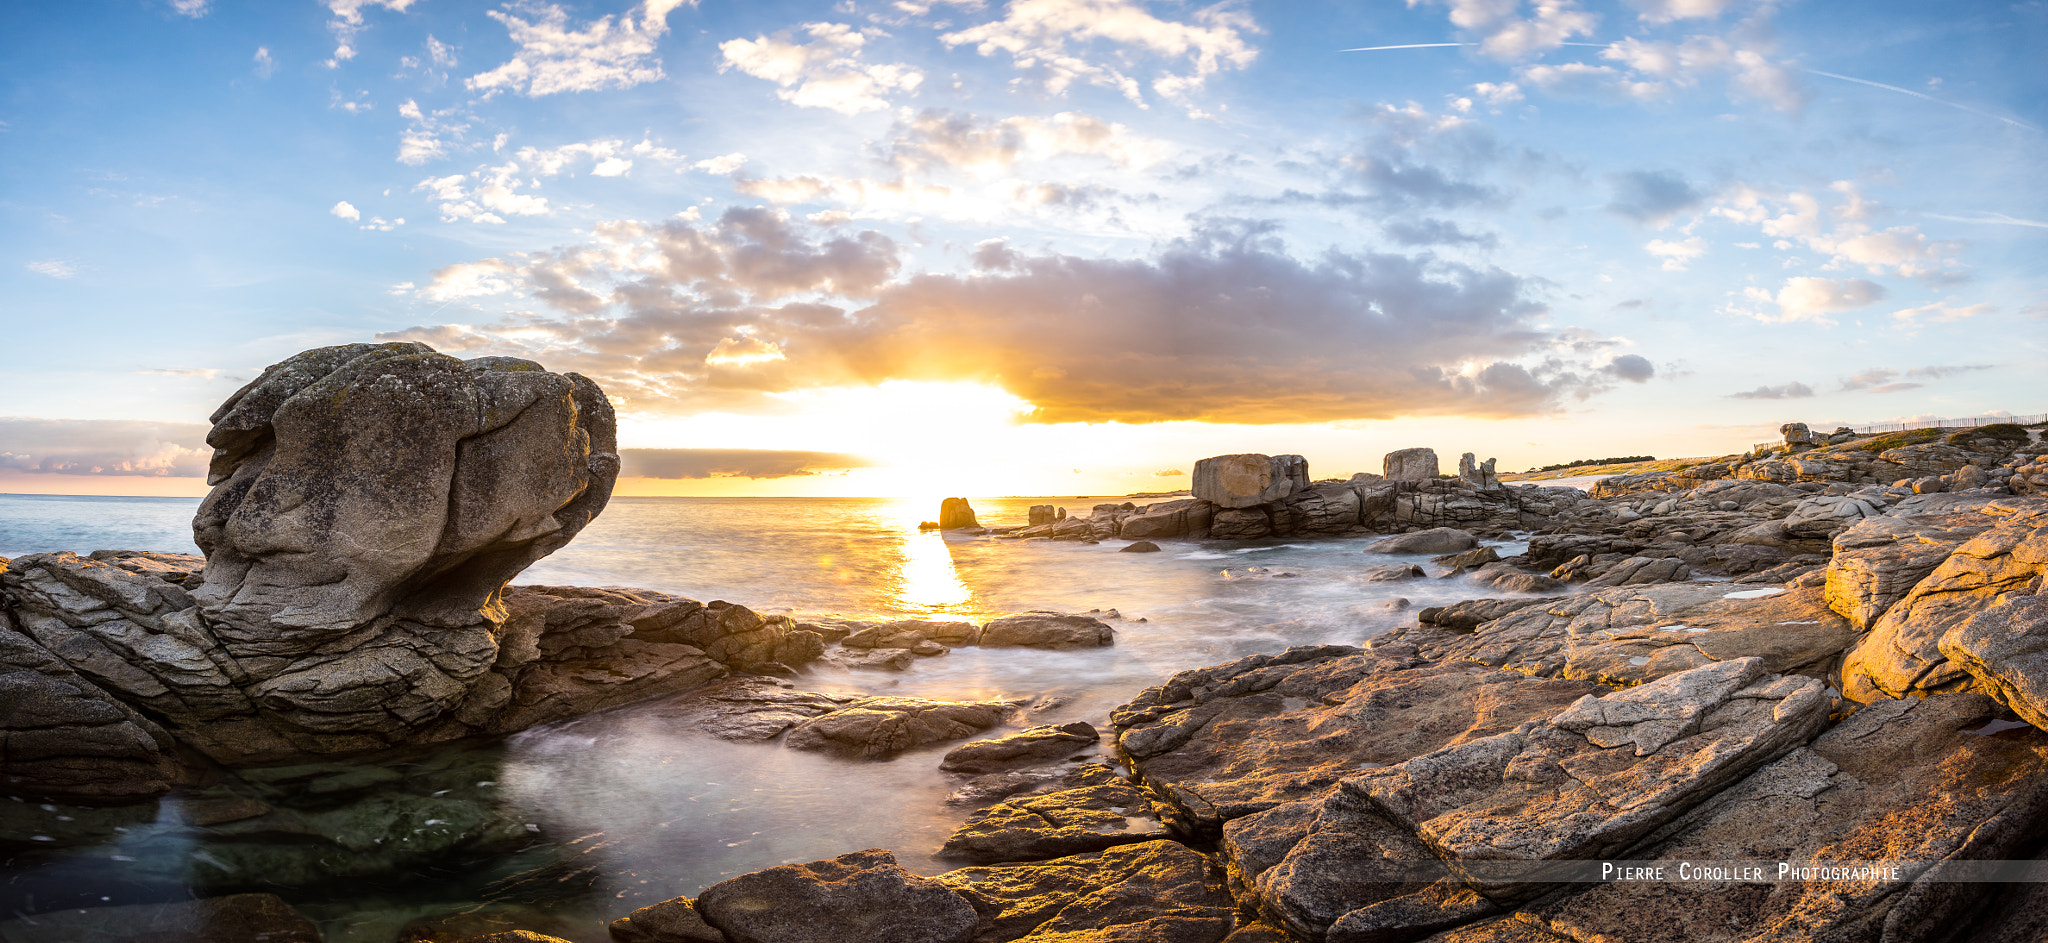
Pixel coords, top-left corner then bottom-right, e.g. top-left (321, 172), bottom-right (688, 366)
top-left (938, 497), bottom-right (980, 530)
top-left (1193, 453), bottom-right (1308, 509)
top-left (1383, 448), bottom-right (1439, 481)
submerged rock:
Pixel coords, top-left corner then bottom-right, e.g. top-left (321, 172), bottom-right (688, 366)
top-left (977, 613), bottom-right (1115, 650)
top-left (784, 696), bottom-right (1017, 759)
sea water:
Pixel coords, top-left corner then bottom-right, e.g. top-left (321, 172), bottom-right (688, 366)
top-left (0, 494), bottom-right (1545, 941)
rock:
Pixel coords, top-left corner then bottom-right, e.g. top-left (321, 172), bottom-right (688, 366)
top-left (979, 613), bottom-right (1115, 650)
top-left (841, 619), bottom-right (980, 650)
top-left (1417, 583), bottom-right (1857, 688)
top-left (1383, 448), bottom-right (1440, 481)
top-left (0, 893), bottom-right (320, 943)
top-left (1120, 540), bottom-right (1162, 553)
top-left (1515, 693), bottom-right (2048, 943)
top-left (1957, 464), bottom-right (1991, 489)
top-left (1782, 493), bottom-right (1882, 539)
top-left (1823, 495), bottom-right (2008, 631)
top-left (1580, 555), bottom-right (1690, 587)
top-left (1349, 658), bottom-right (1829, 901)
top-left (941, 722), bottom-right (1100, 774)
top-left (936, 840), bottom-right (1235, 943)
top-left (1208, 507), bottom-right (1274, 540)
top-left (1433, 546), bottom-right (1500, 570)
top-left (940, 498), bottom-right (980, 530)
top-left (1362, 564), bottom-right (1424, 582)
top-left (940, 764), bottom-right (1173, 863)
top-left (826, 648), bottom-right (918, 671)
top-left (610, 897), bottom-right (730, 943)
top-left (1840, 498), bottom-right (2048, 702)
top-left (1781, 421), bottom-right (1815, 446)
top-left (1193, 454), bottom-right (1309, 509)
top-left (1457, 453), bottom-right (1499, 488)
top-left (455, 933), bottom-right (576, 943)
top-left (1366, 528), bottom-right (1478, 555)
top-left (398, 905), bottom-right (591, 943)
top-left (1234, 788), bottom-right (1446, 941)
top-left (1465, 563), bottom-right (1563, 594)
top-left (695, 848), bottom-right (979, 943)
top-left (1416, 597), bottom-right (1564, 632)
top-left (1110, 646), bottom-right (1601, 836)
top-left (643, 677), bottom-right (860, 742)
top-left (1939, 595), bottom-right (2048, 728)
top-left (1118, 499), bottom-right (1215, 541)
top-left (784, 696), bottom-right (1016, 759)
top-left (1028, 505), bottom-right (1057, 526)
top-left (1524, 535), bottom-right (1640, 569)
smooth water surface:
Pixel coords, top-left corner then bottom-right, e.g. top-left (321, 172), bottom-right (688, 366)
top-left (0, 494), bottom-right (1552, 941)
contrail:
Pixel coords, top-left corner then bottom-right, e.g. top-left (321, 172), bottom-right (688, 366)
top-left (1806, 69), bottom-right (2039, 132)
top-left (1923, 212), bottom-right (2048, 229)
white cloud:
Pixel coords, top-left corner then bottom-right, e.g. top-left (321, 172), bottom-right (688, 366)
top-left (170, 0), bottom-right (210, 17)
top-left (1620, 0), bottom-right (1733, 22)
top-left (1645, 236), bottom-right (1705, 271)
top-left (420, 259), bottom-right (523, 301)
top-left (938, 0), bottom-right (1258, 108)
top-left (694, 152), bottom-right (749, 175)
top-left (721, 23), bottom-right (925, 115)
top-left (427, 34), bottom-right (457, 68)
top-left (1713, 182), bottom-right (1961, 279)
top-left (1472, 81), bottom-right (1523, 107)
top-left (884, 109), bottom-right (1168, 175)
top-left (331, 200), bottom-right (362, 221)
top-left (26, 260), bottom-right (77, 279)
top-left (253, 46), bottom-right (277, 78)
top-left (467, 0), bottom-right (690, 98)
top-left (1739, 276), bottom-right (1886, 324)
top-left (1519, 62), bottom-right (1664, 100)
top-left (414, 162), bottom-right (553, 223)
top-left (1599, 34), bottom-right (1804, 111)
top-left (1890, 300), bottom-right (1993, 325)
top-left (397, 98), bottom-right (467, 165)
top-left (0, 418), bottom-right (212, 477)
top-left (1412, 0), bottom-right (1597, 61)
top-left (325, 0), bottom-right (419, 67)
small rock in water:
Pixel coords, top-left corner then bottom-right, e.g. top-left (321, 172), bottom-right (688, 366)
top-left (1120, 541), bottom-right (1162, 553)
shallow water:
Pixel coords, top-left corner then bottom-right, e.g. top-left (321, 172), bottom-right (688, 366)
top-left (0, 493), bottom-right (1553, 941)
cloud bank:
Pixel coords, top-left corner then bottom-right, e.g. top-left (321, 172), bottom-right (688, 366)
top-left (0, 419), bottom-right (212, 477)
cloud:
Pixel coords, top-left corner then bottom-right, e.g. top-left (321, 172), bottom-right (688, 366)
top-left (1598, 33), bottom-right (1805, 111)
top-left (1601, 354), bottom-right (1656, 382)
top-left (1620, 0), bottom-right (1734, 22)
top-left (619, 448), bottom-right (872, 479)
top-left (0, 418), bottom-right (212, 477)
top-left (1714, 182), bottom-right (1962, 281)
top-left (1383, 218), bottom-right (1498, 248)
top-left (397, 99), bottom-right (468, 165)
top-left (1278, 104), bottom-right (1505, 216)
top-left (1412, 0), bottom-right (1598, 61)
top-left (324, 0), bottom-right (419, 67)
top-left (1891, 300), bottom-right (1993, 325)
top-left (170, 0), bottom-right (211, 17)
top-left (136, 368), bottom-right (224, 378)
top-left (694, 153), bottom-right (749, 175)
top-left (253, 46), bottom-right (277, 78)
top-left (414, 162), bottom-right (550, 223)
top-left (1644, 236), bottom-right (1706, 270)
top-left (331, 200), bottom-right (362, 222)
top-left (720, 22), bottom-right (924, 114)
top-left (1904, 364), bottom-right (1993, 380)
top-left (883, 109), bottom-right (1167, 174)
top-left (938, 0), bottom-right (1259, 109)
top-left (1153, 468), bottom-right (1185, 477)
top-left (1606, 170), bottom-right (1701, 226)
top-left (1727, 381), bottom-right (1814, 400)
top-left (1742, 276), bottom-right (1885, 324)
top-left (380, 210), bottom-right (1642, 424)
top-left (468, 0), bottom-right (691, 98)
top-left (26, 260), bottom-right (76, 279)
top-left (1837, 368), bottom-right (1918, 395)
top-left (515, 138), bottom-right (685, 178)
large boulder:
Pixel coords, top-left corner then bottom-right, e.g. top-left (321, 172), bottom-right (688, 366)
top-left (1117, 499), bottom-right (1214, 541)
top-left (978, 613), bottom-right (1115, 650)
top-left (1193, 454), bottom-right (1309, 509)
top-left (1365, 528), bottom-right (1477, 555)
top-left (939, 498), bottom-right (980, 530)
top-left (1383, 448), bottom-right (1439, 481)
top-left (695, 849), bottom-right (979, 943)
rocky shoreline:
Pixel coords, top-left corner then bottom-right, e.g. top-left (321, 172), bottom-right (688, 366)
top-left (4, 343), bottom-right (2048, 943)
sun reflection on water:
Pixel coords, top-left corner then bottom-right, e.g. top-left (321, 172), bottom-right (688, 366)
top-left (888, 498), bottom-right (975, 615)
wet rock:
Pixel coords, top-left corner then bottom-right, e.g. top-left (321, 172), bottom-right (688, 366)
top-left (1464, 564), bottom-right (1563, 595)
top-left (1121, 541), bottom-right (1163, 553)
top-left (1350, 658), bottom-right (1829, 902)
top-left (398, 904), bottom-right (591, 943)
top-left (1110, 646), bottom-right (1600, 836)
top-left (696, 848), bottom-right (978, 943)
top-left (1840, 498), bottom-right (2048, 701)
top-left (1418, 583), bottom-right (1856, 688)
top-left (842, 620), bottom-right (980, 650)
top-left (1194, 453), bottom-right (1310, 509)
top-left (1523, 535), bottom-right (1640, 569)
top-left (827, 648), bottom-right (919, 671)
top-left (1366, 528), bottom-right (1478, 555)
top-left (940, 765), bottom-right (1173, 863)
top-left (1432, 547), bottom-right (1500, 570)
top-left (610, 897), bottom-right (730, 943)
top-left (1118, 499), bottom-right (1215, 541)
top-left (945, 768), bottom-right (1083, 807)
top-left (1209, 508), bottom-right (1274, 540)
top-left (978, 613), bottom-right (1114, 651)
top-left (941, 722), bottom-right (1100, 774)
top-left (1363, 564), bottom-right (1424, 582)
top-left (451, 933), bottom-right (574, 943)
top-left (785, 696), bottom-right (1016, 759)
top-left (0, 893), bottom-right (320, 943)
top-left (1517, 693), bottom-right (2048, 943)
top-left (936, 840), bottom-right (1235, 943)
top-left (646, 677), bottom-right (859, 742)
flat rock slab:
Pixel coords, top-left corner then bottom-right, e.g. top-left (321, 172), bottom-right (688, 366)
top-left (1841, 499), bottom-right (2048, 701)
top-left (1348, 658), bottom-right (1829, 902)
top-left (937, 840), bottom-right (1235, 943)
top-left (1502, 692), bottom-right (2048, 943)
top-left (1940, 594), bottom-right (2048, 729)
top-left (941, 765), bottom-right (1172, 864)
top-left (696, 848), bottom-right (979, 943)
top-left (786, 696), bottom-right (1017, 759)
top-left (1367, 529), bottom-right (1479, 555)
top-left (646, 677), bottom-right (861, 742)
top-left (941, 722), bottom-right (1101, 774)
top-left (1417, 582), bottom-right (1856, 687)
top-left (1824, 501), bottom-right (2008, 630)
top-left (1110, 645), bottom-right (1602, 836)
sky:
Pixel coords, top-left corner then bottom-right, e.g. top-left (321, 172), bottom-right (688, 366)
top-left (1, 0), bottom-right (2044, 499)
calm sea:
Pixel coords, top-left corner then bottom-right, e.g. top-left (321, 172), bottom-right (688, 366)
top-left (0, 493), bottom-right (1540, 941)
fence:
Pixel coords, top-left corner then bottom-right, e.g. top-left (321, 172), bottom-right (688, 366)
top-left (1751, 412), bottom-right (2048, 454)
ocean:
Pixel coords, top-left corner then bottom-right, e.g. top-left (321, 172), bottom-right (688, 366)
top-left (0, 493), bottom-right (1542, 941)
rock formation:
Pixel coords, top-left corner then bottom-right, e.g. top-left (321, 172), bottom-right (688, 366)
top-left (1384, 447), bottom-right (1439, 480)
top-left (1193, 453), bottom-right (1309, 508)
top-left (938, 497), bottom-right (980, 530)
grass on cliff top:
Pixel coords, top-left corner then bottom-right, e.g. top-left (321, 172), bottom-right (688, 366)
top-left (1501, 456), bottom-right (1732, 482)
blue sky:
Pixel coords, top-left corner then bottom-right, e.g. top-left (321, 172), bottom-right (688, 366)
top-left (3, 0), bottom-right (2044, 497)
